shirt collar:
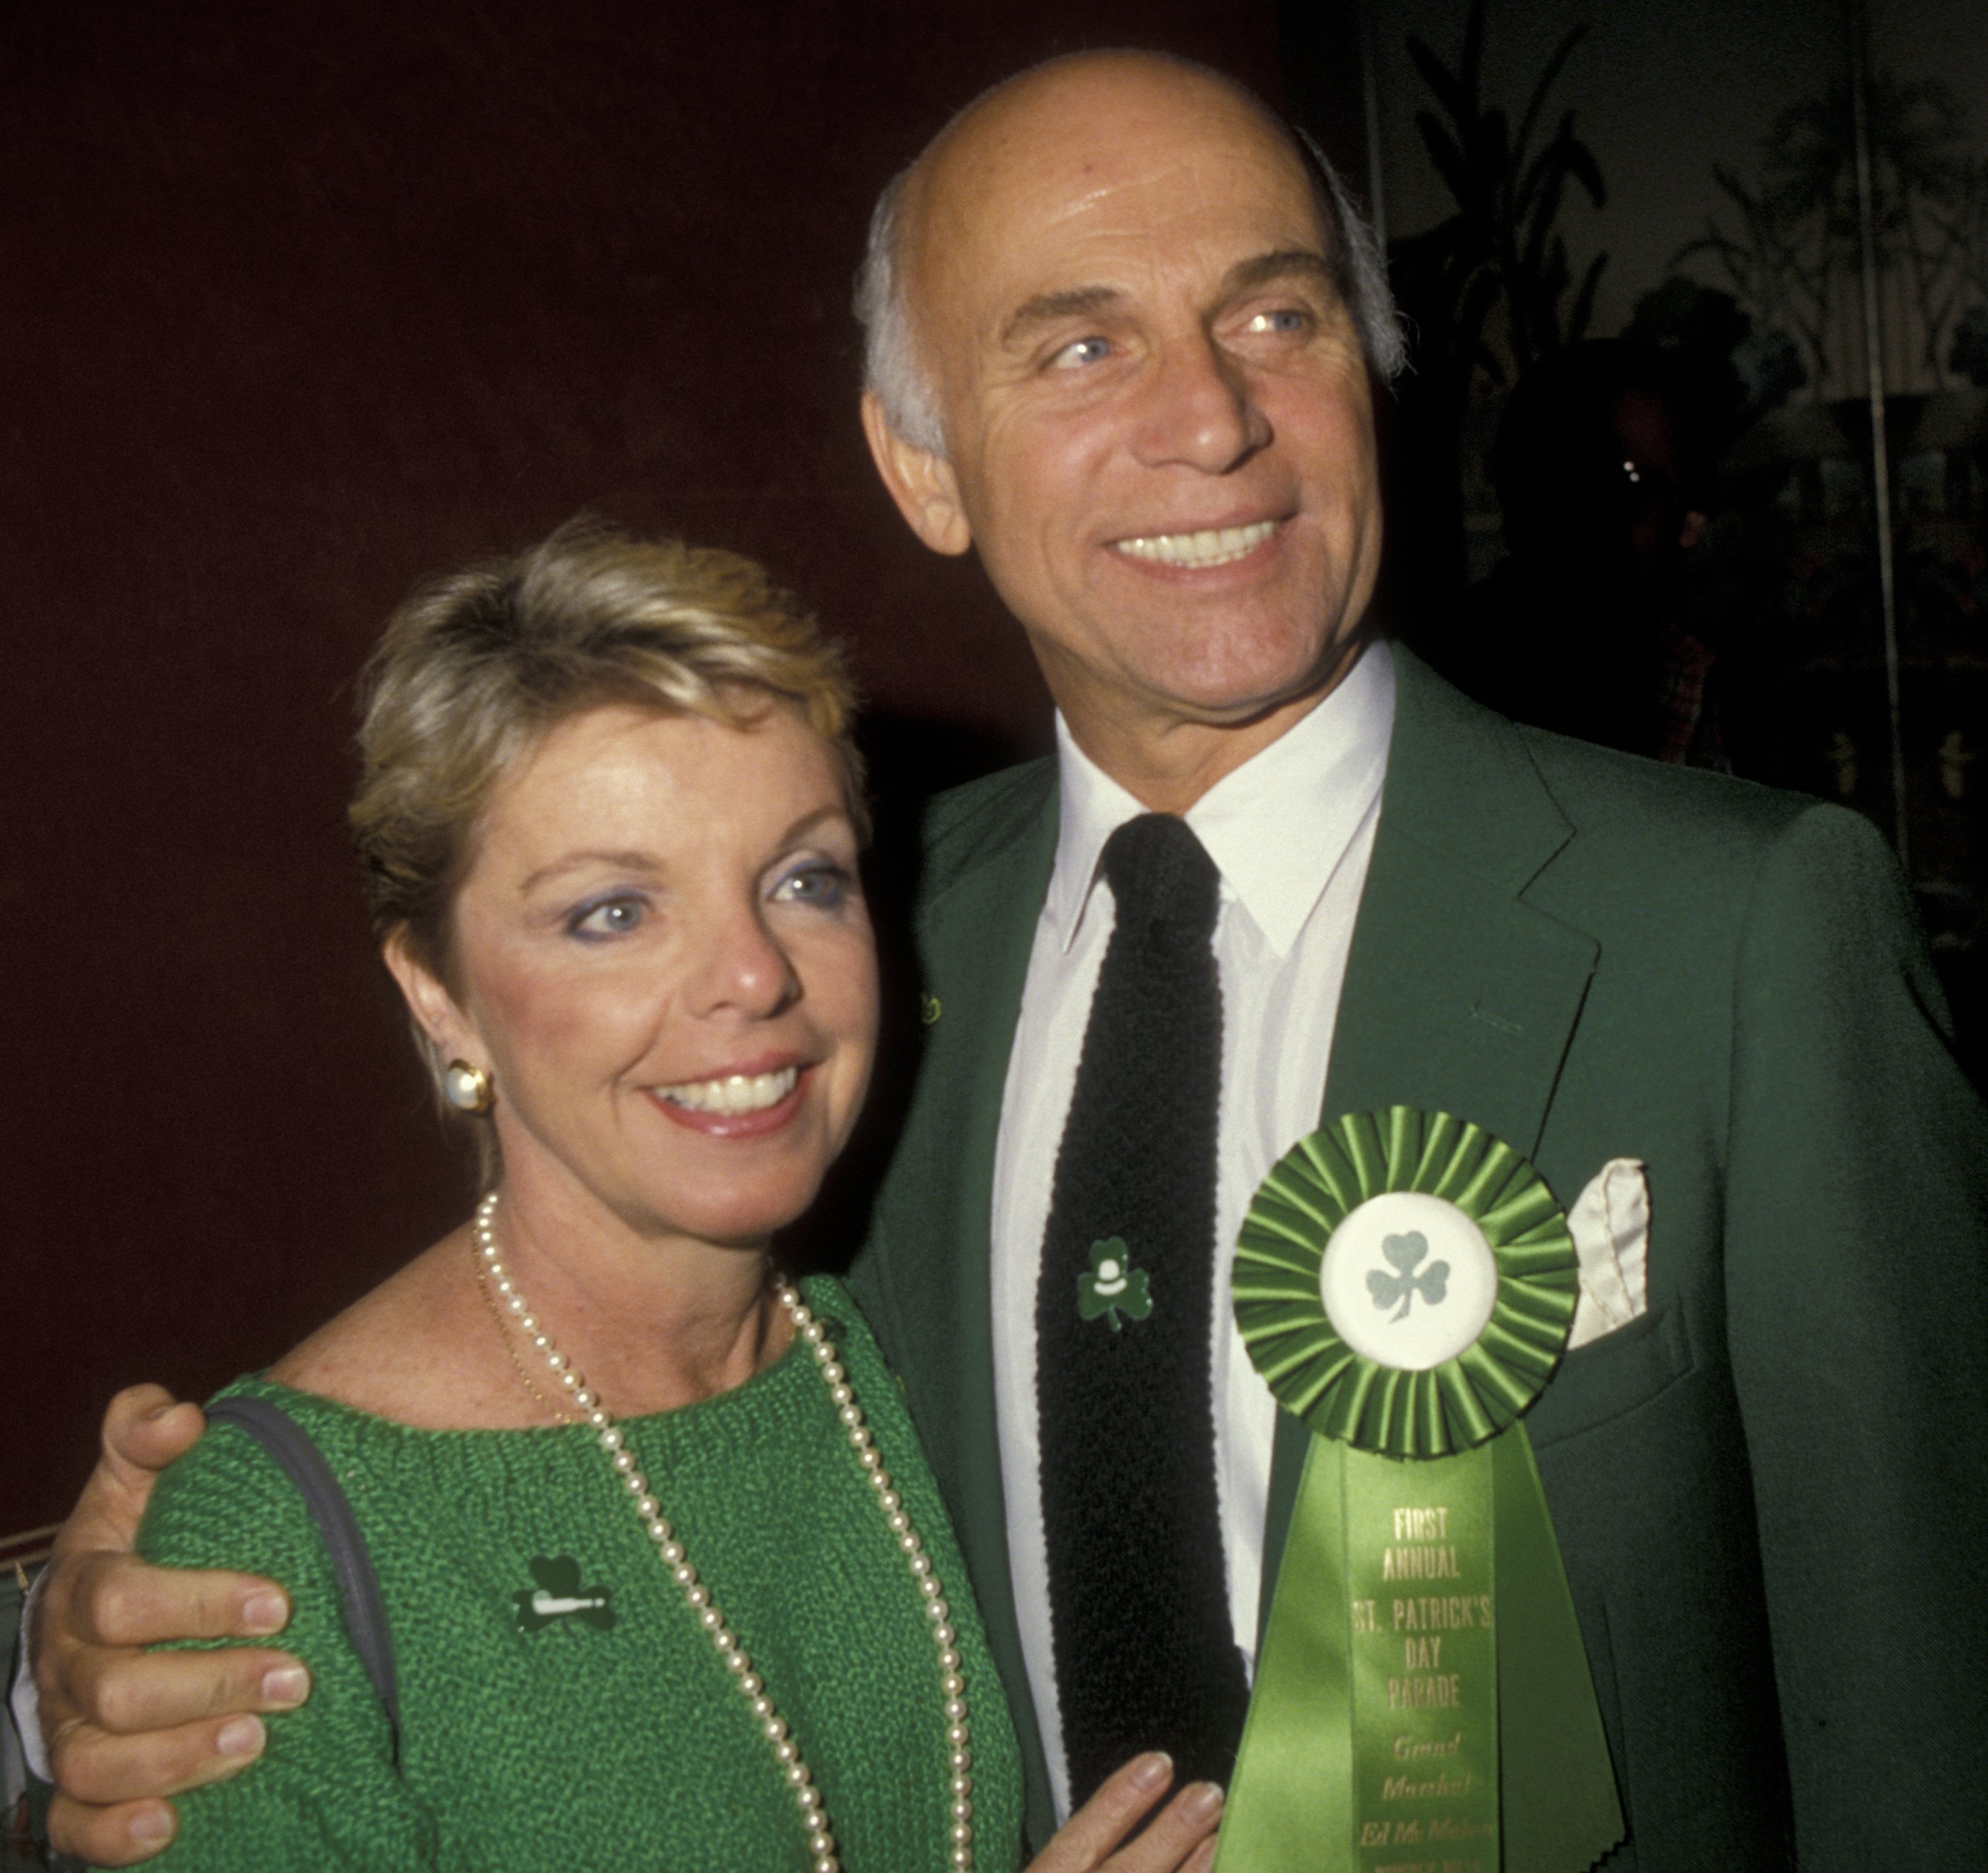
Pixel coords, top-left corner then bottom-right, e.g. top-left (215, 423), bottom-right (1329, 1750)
top-left (1046, 639), bottom-right (1397, 957)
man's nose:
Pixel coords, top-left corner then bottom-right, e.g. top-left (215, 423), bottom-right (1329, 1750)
top-left (686, 908), bottom-right (801, 1020)
top-left (1129, 333), bottom-right (1270, 472)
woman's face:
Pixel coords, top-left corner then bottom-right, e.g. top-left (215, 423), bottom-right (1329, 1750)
top-left (407, 701), bottom-right (878, 1252)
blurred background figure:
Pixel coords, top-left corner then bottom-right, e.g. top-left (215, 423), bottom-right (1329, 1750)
top-left (1433, 339), bottom-right (1730, 768)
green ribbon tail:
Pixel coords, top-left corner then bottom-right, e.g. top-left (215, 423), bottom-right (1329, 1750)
top-left (1218, 1425), bottom-right (1623, 1873)
top-left (1217, 1434), bottom-right (1351, 1870)
top-left (1492, 1427), bottom-right (1624, 1871)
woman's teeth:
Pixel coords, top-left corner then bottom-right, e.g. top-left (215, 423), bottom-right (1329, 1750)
top-left (1113, 519), bottom-right (1277, 568)
top-left (656, 1067), bottom-right (799, 1115)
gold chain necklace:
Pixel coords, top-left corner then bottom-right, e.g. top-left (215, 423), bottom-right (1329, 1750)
top-left (471, 1239), bottom-right (577, 1422)
top-left (472, 1191), bottom-right (977, 1872)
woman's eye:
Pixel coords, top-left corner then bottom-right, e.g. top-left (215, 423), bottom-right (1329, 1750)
top-left (568, 896), bottom-right (647, 939)
top-left (772, 862), bottom-right (852, 910)
top-left (1051, 335), bottom-right (1112, 370)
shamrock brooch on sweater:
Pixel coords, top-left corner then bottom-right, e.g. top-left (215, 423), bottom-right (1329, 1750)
top-left (515, 1555), bottom-right (617, 1633)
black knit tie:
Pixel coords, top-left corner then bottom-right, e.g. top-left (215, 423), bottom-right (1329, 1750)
top-left (1034, 812), bottom-right (1249, 1803)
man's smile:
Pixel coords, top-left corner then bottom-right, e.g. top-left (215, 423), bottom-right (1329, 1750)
top-left (1110, 518), bottom-right (1280, 570)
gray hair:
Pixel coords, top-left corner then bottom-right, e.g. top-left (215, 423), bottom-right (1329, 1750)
top-left (854, 166), bottom-right (948, 455)
top-left (1297, 127), bottom-right (1409, 385)
top-left (853, 101), bottom-right (1408, 456)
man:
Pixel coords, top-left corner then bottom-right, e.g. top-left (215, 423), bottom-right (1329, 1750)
top-left (23, 51), bottom-right (1988, 1869)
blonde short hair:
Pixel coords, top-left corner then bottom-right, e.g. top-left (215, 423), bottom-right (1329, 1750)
top-left (349, 523), bottom-right (864, 1157)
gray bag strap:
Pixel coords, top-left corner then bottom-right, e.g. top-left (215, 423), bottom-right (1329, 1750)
top-left (203, 1396), bottom-right (402, 1767)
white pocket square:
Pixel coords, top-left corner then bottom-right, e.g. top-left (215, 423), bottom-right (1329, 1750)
top-left (1566, 1158), bottom-right (1650, 1349)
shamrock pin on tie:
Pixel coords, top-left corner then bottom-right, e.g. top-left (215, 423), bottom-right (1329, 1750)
top-left (1077, 1237), bottom-right (1153, 1332)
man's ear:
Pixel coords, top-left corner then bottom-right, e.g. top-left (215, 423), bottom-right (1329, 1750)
top-left (382, 927), bottom-right (479, 1067)
top-left (860, 390), bottom-right (973, 557)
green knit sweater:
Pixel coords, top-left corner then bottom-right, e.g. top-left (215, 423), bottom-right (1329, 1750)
top-left (127, 1277), bottom-right (1023, 1871)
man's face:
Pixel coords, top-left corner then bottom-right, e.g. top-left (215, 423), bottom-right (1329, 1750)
top-left (877, 62), bottom-right (1382, 745)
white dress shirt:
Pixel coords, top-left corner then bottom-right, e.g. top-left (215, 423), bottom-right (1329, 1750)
top-left (989, 641), bottom-right (1397, 1817)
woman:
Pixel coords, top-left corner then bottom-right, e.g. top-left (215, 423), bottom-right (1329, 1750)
top-left (123, 526), bottom-right (1221, 1870)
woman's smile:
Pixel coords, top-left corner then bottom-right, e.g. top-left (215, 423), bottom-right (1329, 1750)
top-left (647, 1059), bottom-right (811, 1137)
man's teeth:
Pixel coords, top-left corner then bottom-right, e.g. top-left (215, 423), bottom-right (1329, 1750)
top-left (1113, 520), bottom-right (1277, 568)
top-left (657, 1067), bottom-right (799, 1115)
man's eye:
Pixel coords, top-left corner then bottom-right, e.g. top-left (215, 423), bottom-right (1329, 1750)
top-left (1243, 307), bottom-right (1310, 337)
top-left (1050, 335), bottom-right (1112, 369)
top-left (772, 862), bottom-right (852, 910)
top-left (568, 896), bottom-right (647, 939)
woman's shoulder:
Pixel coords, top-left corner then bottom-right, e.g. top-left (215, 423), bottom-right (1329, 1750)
top-left (795, 1273), bottom-right (884, 1369)
top-left (792, 1274), bottom-right (921, 1440)
top-left (134, 1384), bottom-right (436, 1868)
top-left (140, 1375), bottom-right (358, 1576)
top-left (266, 1227), bottom-right (538, 1429)
top-left (144, 1355), bottom-right (508, 1576)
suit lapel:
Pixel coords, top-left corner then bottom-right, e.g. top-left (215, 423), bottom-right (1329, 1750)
top-left (893, 765), bottom-right (1060, 1839)
top-left (1260, 649), bottom-right (1600, 1632)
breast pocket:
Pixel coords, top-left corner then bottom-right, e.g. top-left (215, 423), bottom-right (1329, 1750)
top-left (1523, 1302), bottom-right (1696, 1450)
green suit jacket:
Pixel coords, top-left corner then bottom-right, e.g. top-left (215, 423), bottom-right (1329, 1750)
top-left (848, 648), bottom-right (1988, 1870)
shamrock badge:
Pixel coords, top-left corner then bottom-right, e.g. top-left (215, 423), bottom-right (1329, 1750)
top-left (1366, 1230), bottom-right (1450, 1322)
top-left (514, 1555), bottom-right (617, 1634)
top-left (1078, 1238), bottom-right (1152, 1332)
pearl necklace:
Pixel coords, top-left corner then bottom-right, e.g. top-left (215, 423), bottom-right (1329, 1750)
top-left (472, 1192), bottom-right (975, 1872)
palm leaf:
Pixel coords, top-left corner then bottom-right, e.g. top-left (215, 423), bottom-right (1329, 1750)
top-left (1566, 250), bottom-right (1609, 343)
top-left (1516, 109), bottom-right (1571, 219)
top-left (1415, 108), bottom-right (1476, 212)
top-left (1406, 35), bottom-right (1472, 136)
top-left (1513, 22), bottom-right (1590, 173)
top-left (1480, 106), bottom-right (1512, 195)
top-left (1458, 0), bottom-right (1487, 114)
top-left (1521, 162), bottom-right (1569, 280)
top-left (1557, 134), bottom-right (1608, 211)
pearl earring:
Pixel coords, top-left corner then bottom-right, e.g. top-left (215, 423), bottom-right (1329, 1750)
top-left (443, 1059), bottom-right (494, 1114)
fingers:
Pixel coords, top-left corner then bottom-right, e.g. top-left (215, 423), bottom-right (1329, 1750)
top-left (1027, 1753), bottom-right (1176, 1873)
top-left (51, 1709), bottom-right (270, 1808)
top-left (41, 1652), bottom-right (304, 1855)
top-left (48, 1701), bottom-right (280, 1865)
top-left (66, 1642), bottom-right (310, 1735)
top-left (53, 1389), bottom-right (205, 1559)
top-left (1027, 1753), bottom-right (1225, 1873)
top-left (49, 1551), bottom-right (291, 1653)
top-left (30, 1385), bottom-right (300, 1863)
top-left (48, 1790), bottom-right (180, 1868)
top-left (103, 1387), bottom-right (209, 1474)
top-left (1101, 1778), bottom-right (1223, 1873)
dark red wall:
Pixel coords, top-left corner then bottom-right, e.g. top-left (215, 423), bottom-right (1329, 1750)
top-left (3, 2), bottom-right (1319, 1532)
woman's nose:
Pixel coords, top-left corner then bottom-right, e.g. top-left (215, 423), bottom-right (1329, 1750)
top-left (686, 909), bottom-right (800, 1020)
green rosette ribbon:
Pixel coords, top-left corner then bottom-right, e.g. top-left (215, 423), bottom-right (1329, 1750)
top-left (1217, 1106), bottom-right (1623, 1873)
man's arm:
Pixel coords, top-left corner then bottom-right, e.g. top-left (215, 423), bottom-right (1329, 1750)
top-left (28, 1386), bottom-right (311, 1866)
top-left (1724, 804), bottom-right (1988, 1866)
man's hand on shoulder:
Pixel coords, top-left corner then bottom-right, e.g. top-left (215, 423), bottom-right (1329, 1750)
top-left (34, 1385), bottom-right (311, 1866)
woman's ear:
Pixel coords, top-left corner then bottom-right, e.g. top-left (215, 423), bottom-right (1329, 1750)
top-left (382, 928), bottom-right (479, 1067)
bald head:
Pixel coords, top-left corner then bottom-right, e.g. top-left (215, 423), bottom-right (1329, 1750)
top-left (854, 50), bottom-right (1402, 454)
top-left (854, 47), bottom-right (1392, 806)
